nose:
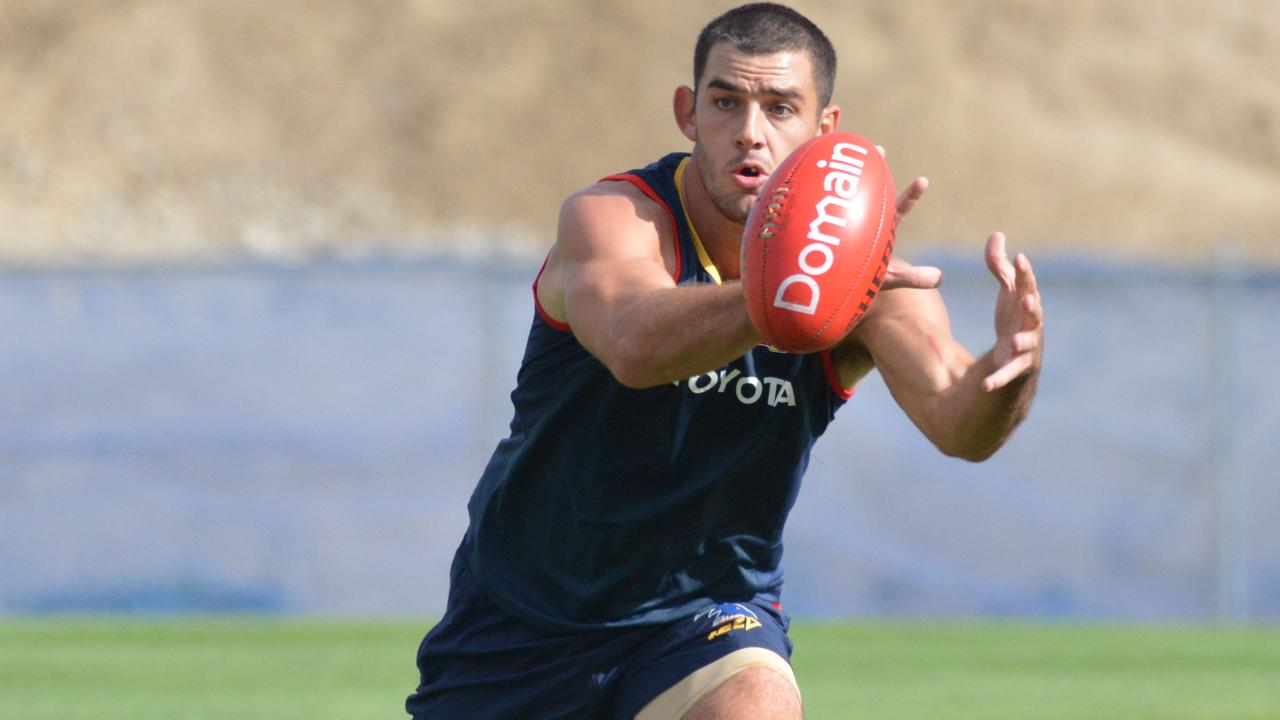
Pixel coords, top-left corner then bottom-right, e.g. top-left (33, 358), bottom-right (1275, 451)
top-left (734, 103), bottom-right (766, 151)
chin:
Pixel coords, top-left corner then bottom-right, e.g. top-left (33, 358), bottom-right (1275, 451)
top-left (711, 193), bottom-right (755, 225)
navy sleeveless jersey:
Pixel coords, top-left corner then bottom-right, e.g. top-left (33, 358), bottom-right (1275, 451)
top-left (463, 152), bottom-right (853, 632)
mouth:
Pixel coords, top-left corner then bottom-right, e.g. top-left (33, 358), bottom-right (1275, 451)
top-left (731, 162), bottom-right (770, 190)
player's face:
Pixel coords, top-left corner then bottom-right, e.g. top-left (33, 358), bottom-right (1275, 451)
top-left (683, 43), bottom-right (838, 224)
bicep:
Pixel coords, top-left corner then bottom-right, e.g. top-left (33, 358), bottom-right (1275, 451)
top-left (554, 189), bottom-right (677, 360)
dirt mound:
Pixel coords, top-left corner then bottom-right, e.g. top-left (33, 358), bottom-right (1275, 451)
top-left (1, 0), bottom-right (1276, 265)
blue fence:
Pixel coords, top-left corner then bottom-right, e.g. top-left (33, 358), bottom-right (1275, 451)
top-left (1, 255), bottom-right (1276, 619)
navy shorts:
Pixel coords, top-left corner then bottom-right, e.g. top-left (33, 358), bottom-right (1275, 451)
top-left (405, 550), bottom-right (793, 719)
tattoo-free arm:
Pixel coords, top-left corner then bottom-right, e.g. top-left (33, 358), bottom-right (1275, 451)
top-left (543, 183), bottom-right (760, 388)
top-left (837, 233), bottom-right (1043, 461)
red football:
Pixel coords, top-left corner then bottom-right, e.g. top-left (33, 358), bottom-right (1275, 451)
top-left (741, 132), bottom-right (896, 353)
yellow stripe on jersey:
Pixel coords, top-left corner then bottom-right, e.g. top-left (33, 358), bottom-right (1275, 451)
top-left (673, 157), bottom-right (722, 285)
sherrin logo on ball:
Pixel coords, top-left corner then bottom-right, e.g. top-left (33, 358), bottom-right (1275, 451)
top-left (741, 132), bottom-right (896, 353)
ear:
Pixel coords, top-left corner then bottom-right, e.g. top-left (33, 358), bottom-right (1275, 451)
top-left (818, 104), bottom-right (840, 135)
top-left (673, 85), bottom-right (698, 142)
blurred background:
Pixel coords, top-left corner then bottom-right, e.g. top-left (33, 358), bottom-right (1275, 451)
top-left (1, 0), bottom-right (1277, 622)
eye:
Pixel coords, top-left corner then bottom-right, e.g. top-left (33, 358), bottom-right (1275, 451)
top-left (713, 96), bottom-right (736, 111)
top-left (771, 104), bottom-right (796, 118)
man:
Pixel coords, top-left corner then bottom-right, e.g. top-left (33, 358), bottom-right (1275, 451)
top-left (407, 3), bottom-right (1043, 718)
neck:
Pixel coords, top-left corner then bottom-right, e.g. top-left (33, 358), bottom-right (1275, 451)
top-left (682, 156), bottom-right (745, 280)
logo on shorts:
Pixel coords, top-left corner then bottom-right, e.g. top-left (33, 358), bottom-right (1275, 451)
top-left (696, 602), bottom-right (763, 641)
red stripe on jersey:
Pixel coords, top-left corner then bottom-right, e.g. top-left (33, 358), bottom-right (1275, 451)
top-left (820, 349), bottom-right (856, 400)
top-left (600, 173), bottom-right (683, 283)
top-left (532, 254), bottom-right (571, 333)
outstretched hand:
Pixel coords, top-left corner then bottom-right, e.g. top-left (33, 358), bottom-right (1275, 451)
top-left (983, 232), bottom-right (1043, 392)
top-left (881, 175), bottom-right (942, 291)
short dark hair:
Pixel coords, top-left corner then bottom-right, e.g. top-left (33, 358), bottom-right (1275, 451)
top-left (693, 3), bottom-right (837, 108)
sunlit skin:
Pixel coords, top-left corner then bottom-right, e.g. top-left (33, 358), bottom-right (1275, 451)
top-left (531, 39), bottom-right (1044, 718)
top-left (674, 45), bottom-right (837, 271)
top-left (673, 44), bottom-right (938, 288)
top-left (674, 44), bottom-right (1041, 411)
top-left (539, 40), bottom-right (1042, 462)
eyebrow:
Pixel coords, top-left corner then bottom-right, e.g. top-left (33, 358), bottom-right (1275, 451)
top-left (706, 78), bottom-right (804, 101)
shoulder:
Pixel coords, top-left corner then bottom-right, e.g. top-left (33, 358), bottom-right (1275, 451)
top-left (554, 178), bottom-right (680, 272)
top-left (555, 152), bottom-right (688, 254)
top-left (558, 180), bottom-right (672, 246)
top-left (536, 178), bottom-right (681, 324)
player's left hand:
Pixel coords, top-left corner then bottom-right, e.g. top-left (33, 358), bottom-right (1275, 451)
top-left (872, 145), bottom-right (942, 291)
top-left (983, 231), bottom-right (1043, 392)
top-left (882, 175), bottom-right (942, 291)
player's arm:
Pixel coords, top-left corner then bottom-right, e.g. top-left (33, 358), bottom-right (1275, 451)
top-left (538, 182), bottom-right (759, 389)
top-left (836, 232), bottom-right (1044, 461)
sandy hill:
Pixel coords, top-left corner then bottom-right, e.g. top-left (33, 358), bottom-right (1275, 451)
top-left (1, 0), bottom-right (1276, 265)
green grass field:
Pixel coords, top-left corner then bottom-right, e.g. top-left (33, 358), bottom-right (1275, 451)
top-left (2, 619), bottom-right (1277, 719)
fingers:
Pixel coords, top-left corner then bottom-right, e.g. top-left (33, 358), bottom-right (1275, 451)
top-left (1014, 252), bottom-right (1040, 305)
top-left (883, 257), bottom-right (942, 290)
top-left (870, 145), bottom-right (928, 221)
top-left (982, 352), bottom-right (1035, 392)
top-left (1012, 253), bottom-right (1044, 331)
top-left (1020, 288), bottom-right (1044, 330)
top-left (985, 326), bottom-right (1041, 391)
top-left (895, 177), bottom-right (929, 220)
top-left (983, 236), bottom-right (1043, 391)
top-left (984, 232), bottom-right (1015, 292)
top-left (1014, 252), bottom-right (1036, 291)
top-left (1008, 329), bottom-right (1041, 354)
top-left (989, 327), bottom-right (1041, 370)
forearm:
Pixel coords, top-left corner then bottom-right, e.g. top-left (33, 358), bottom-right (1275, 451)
top-left (590, 280), bottom-right (760, 388)
top-left (930, 350), bottom-right (1038, 461)
top-left (861, 236), bottom-right (1044, 462)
